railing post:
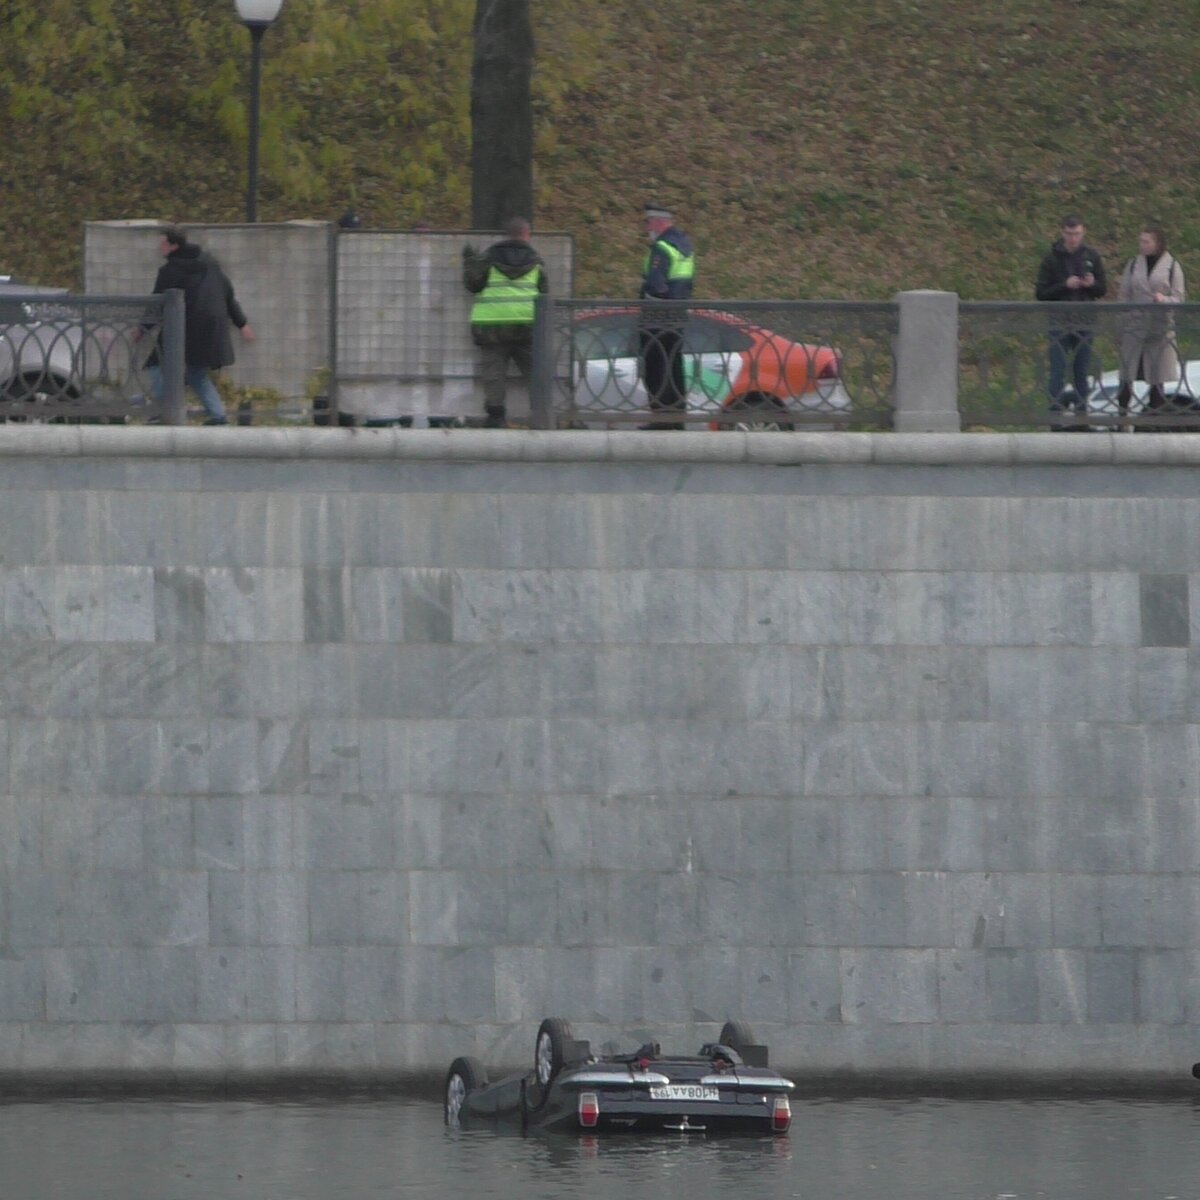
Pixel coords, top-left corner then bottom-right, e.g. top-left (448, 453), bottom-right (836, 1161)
top-left (160, 288), bottom-right (186, 426)
top-left (529, 292), bottom-right (555, 430)
top-left (326, 221), bottom-right (340, 424)
top-left (894, 289), bottom-right (961, 432)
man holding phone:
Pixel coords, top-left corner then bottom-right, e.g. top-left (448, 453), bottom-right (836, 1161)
top-left (1036, 215), bottom-right (1107, 428)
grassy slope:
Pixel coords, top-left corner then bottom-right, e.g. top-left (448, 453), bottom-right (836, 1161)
top-left (5, 0), bottom-right (1200, 299)
top-left (536, 0), bottom-right (1200, 299)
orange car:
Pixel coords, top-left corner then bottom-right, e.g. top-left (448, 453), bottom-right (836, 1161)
top-left (571, 308), bottom-right (846, 429)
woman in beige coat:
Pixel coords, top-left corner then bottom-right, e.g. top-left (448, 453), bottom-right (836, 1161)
top-left (1116, 225), bottom-right (1186, 419)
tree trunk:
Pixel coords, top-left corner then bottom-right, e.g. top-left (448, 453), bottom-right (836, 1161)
top-left (470, 0), bottom-right (533, 231)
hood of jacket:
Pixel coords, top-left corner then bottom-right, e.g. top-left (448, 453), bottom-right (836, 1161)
top-left (164, 243), bottom-right (209, 278)
top-left (486, 239), bottom-right (543, 279)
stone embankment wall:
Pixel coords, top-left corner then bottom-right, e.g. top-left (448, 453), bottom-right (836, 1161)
top-left (0, 428), bottom-right (1197, 1085)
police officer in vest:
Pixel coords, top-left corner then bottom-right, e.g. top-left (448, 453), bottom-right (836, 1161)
top-left (639, 203), bottom-right (696, 429)
top-left (463, 217), bottom-right (550, 428)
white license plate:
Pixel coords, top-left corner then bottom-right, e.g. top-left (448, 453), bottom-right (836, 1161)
top-left (649, 1085), bottom-right (720, 1102)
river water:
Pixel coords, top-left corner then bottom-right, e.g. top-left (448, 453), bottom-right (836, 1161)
top-left (3, 1095), bottom-right (1200, 1199)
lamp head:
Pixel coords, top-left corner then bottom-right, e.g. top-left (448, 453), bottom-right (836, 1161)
top-left (235, 0), bottom-right (283, 27)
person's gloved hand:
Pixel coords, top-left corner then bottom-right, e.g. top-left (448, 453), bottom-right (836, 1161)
top-left (462, 244), bottom-right (479, 262)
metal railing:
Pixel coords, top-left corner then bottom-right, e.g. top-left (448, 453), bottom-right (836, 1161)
top-left (0, 290), bottom-right (184, 424)
top-left (532, 299), bottom-right (897, 430)
top-left (959, 301), bottom-right (1200, 431)
top-left (15, 279), bottom-right (1200, 436)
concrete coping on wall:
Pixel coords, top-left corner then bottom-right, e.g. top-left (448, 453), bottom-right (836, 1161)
top-left (5, 426), bottom-right (1200, 465)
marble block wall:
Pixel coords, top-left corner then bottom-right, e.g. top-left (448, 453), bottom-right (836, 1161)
top-left (0, 429), bottom-right (1197, 1083)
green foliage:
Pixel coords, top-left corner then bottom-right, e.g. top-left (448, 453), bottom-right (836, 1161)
top-left (527, 0), bottom-right (1200, 301)
top-left (214, 377), bottom-right (292, 424)
top-left (0, 0), bottom-right (473, 282)
top-left (2, 0), bottom-right (1199, 304)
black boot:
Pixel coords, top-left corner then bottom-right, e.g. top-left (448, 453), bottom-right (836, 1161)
top-left (483, 405), bottom-right (506, 429)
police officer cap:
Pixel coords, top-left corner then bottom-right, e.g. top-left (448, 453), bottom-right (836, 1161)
top-left (643, 203), bottom-right (674, 221)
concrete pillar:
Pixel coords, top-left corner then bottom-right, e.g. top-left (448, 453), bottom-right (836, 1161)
top-left (529, 294), bottom-right (555, 430)
top-left (894, 289), bottom-right (961, 432)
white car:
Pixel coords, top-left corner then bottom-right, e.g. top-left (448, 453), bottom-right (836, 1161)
top-left (1091, 359), bottom-right (1200, 428)
top-left (0, 282), bottom-right (80, 408)
top-left (0, 281), bottom-right (148, 420)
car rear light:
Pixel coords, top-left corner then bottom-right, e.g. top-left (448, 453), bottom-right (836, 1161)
top-left (771, 1096), bottom-right (791, 1132)
top-left (579, 1091), bottom-right (600, 1128)
top-left (817, 355), bottom-right (841, 380)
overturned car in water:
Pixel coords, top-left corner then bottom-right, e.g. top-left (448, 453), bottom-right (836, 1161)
top-left (444, 1018), bottom-right (794, 1135)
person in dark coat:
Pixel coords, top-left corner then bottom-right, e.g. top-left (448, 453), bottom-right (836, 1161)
top-left (1035, 214), bottom-right (1106, 428)
top-left (148, 226), bottom-right (254, 424)
top-left (638, 203), bottom-right (695, 429)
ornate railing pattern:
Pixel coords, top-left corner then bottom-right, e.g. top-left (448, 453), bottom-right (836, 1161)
top-left (533, 299), bottom-right (897, 429)
top-left (959, 302), bottom-right (1200, 431)
top-left (0, 291), bottom-right (184, 423)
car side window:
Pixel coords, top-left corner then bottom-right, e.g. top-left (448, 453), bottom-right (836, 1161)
top-left (576, 315), bottom-right (754, 359)
top-left (575, 319), bottom-right (639, 361)
top-left (681, 317), bottom-right (753, 354)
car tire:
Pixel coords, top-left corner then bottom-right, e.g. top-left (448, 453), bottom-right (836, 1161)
top-left (534, 1017), bottom-right (573, 1089)
top-left (2, 371), bottom-right (84, 422)
top-left (718, 1020), bottom-right (757, 1053)
top-left (726, 393), bottom-right (793, 432)
top-left (444, 1055), bottom-right (488, 1127)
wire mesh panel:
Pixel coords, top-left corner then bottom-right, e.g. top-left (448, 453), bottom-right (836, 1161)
top-left (336, 230), bottom-right (575, 424)
top-left (960, 302), bottom-right (1200, 430)
top-left (85, 220), bottom-right (332, 407)
top-left (0, 290), bottom-right (165, 422)
top-left (546, 300), bottom-right (896, 429)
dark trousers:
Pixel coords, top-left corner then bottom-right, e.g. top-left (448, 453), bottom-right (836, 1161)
top-left (639, 327), bottom-right (686, 429)
top-left (1119, 381), bottom-right (1173, 431)
top-left (1117, 382), bottom-right (1166, 411)
top-left (1048, 329), bottom-right (1093, 414)
top-left (478, 334), bottom-right (532, 420)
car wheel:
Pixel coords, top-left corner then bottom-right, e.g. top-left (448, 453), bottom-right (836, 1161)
top-left (726, 393), bottom-right (793, 432)
top-left (534, 1017), bottom-right (573, 1089)
top-left (2, 371), bottom-right (83, 423)
top-left (719, 1020), bottom-right (757, 1053)
top-left (444, 1055), bottom-right (488, 1127)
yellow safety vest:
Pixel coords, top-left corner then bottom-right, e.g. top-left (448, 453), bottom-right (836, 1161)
top-left (643, 240), bottom-right (696, 285)
top-left (471, 265), bottom-right (540, 325)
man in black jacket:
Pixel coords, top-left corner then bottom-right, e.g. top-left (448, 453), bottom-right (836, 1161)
top-left (462, 217), bottom-right (549, 428)
top-left (148, 226), bottom-right (254, 425)
top-left (1035, 215), bottom-right (1106, 427)
top-left (638, 203), bottom-right (696, 429)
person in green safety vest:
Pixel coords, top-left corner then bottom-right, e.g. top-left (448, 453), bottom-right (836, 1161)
top-left (462, 217), bottom-right (550, 428)
top-left (638, 203), bottom-right (695, 429)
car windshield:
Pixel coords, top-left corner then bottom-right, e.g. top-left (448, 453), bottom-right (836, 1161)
top-left (574, 313), bottom-right (754, 360)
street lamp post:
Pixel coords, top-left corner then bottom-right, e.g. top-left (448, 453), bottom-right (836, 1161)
top-left (234, 0), bottom-right (284, 222)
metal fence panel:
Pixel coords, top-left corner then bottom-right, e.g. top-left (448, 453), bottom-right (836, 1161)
top-left (960, 301), bottom-right (1200, 430)
top-left (0, 291), bottom-right (169, 423)
top-left (334, 229), bottom-right (575, 424)
top-left (546, 299), bottom-right (896, 429)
